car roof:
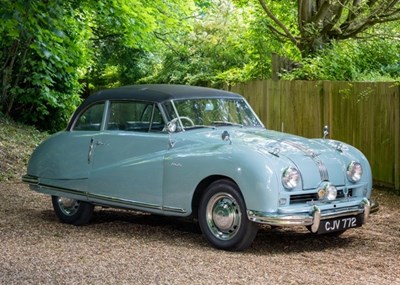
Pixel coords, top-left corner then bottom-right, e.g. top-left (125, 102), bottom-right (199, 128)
top-left (84, 84), bottom-right (242, 105)
top-left (67, 84), bottom-right (243, 130)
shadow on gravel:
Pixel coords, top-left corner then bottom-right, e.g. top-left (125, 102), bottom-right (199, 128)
top-left (37, 207), bottom-right (357, 254)
top-left (251, 227), bottom-right (356, 254)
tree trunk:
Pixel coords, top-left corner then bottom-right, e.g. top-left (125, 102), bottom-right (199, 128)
top-left (1, 40), bottom-right (20, 114)
top-left (271, 53), bottom-right (301, 79)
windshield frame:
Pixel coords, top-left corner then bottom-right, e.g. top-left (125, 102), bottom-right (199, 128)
top-left (161, 97), bottom-right (264, 132)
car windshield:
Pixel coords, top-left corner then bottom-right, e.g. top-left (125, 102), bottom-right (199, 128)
top-left (163, 98), bottom-right (262, 130)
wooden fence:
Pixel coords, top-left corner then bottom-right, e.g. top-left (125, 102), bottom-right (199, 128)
top-left (226, 80), bottom-right (400, 193)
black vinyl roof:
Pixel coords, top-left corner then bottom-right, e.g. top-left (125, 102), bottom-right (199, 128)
top-left (84, 84), bottom-right (241, 105)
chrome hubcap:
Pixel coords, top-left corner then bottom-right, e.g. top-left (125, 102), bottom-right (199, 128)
top-left (57, 197), bottom-right (79, 216)
top-left (206, 193), bottom-right (241, 240)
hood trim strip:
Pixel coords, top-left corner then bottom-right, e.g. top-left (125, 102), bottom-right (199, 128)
top-left (282, 140), bottom-right (329, 182)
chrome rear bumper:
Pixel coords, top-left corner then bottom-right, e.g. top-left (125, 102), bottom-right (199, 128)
top-left (247, 198), bottom-right (379, 232)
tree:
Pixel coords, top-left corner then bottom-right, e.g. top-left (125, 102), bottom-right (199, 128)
top-left (0, 0), bottom-right (87, 131)
top-left (0, 0), bottom-right (194, 131)
top-left (258, 0), bottom-right (400, 56)
top-left (282, 36), bottom-right (400, 81)
top-left (81, 0), bottom-right (194, 93)
top-left (142, 0), bottom-right (279, 86)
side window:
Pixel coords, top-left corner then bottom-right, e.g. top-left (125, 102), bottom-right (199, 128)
top-left (73, 103), bottom-right (105, 131)
top-left (106, 101), bottom-right (165, 132)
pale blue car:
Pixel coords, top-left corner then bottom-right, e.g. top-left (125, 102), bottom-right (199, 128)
top-left (23, 84), bottom-right (378, 250)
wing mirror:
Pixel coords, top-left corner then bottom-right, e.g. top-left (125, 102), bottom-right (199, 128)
top-left (166, 121), bottom-right (177, 133)
top-left (221, 130), bottom-right (232, 144)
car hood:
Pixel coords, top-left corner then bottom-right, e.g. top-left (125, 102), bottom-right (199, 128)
top-left (212, 128), bottom-right (357, 189)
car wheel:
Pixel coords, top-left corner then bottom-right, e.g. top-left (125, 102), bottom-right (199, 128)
top-left (198, 180), bottom-right (258, 251)
top-left (51, 196), bottom-right (94, 226)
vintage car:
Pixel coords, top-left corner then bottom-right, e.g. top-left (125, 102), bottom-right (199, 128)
top-left (23, 84), bottom-right (378, 251)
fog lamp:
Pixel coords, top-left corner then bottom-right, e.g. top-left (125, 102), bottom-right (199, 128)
top-left (318, 183), bottom-right (337, 201)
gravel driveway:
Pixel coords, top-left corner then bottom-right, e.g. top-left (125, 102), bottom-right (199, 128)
top-left (1, 182), bottom-right (399, 285)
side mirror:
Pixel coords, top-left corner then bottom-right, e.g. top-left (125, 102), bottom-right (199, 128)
top-left (221, 130), bottom-right (232, 144)
top-left (166, 121), bottom-right (177, 133)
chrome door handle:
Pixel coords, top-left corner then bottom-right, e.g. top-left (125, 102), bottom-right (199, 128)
top-left (88, 138), bottom-right (94, 163)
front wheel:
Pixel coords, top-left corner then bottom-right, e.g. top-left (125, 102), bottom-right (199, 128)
top-left (198, 180), bottom-right (258, 251)
top-left (51, 196), bottom-right (94, 226)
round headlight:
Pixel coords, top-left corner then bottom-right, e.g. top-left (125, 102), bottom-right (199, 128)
top-left (347, 161), bottom-right (363, 182)
top-left (325, 184), bottom-right (337, 201)
top-left (282, 167), bottom-right (300, 189)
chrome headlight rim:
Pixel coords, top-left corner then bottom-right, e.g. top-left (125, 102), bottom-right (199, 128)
top-left (325, 183), bottom-right (338, 201)
top-left (347, 161), bottom-right (363, 183)
top-left (282, 166), bottom-right (300, 190)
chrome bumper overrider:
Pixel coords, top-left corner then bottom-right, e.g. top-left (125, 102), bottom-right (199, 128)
top-left (247, 198), bottom-right (379, 233)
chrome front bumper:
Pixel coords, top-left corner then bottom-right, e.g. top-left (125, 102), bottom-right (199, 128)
top-left (247, 198), bottom-right (379, 233)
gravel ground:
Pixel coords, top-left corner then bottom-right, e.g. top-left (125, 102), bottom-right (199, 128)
top-left (0, 182), bottom-right (399, 285)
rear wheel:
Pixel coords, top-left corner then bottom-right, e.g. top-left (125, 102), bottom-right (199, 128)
top-left (198, 180), bottom-right (258, 251)
top-left (51, 196), bottom-right (94, 226)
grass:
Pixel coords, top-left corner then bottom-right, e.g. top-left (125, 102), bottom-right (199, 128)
top-left (0, 115), bottom-right (49, 181)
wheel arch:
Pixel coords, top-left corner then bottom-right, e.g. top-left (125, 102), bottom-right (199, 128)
top-left (191, 175), bottom-right (240, 220)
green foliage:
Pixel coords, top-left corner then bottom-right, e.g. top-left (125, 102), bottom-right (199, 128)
top-left (282, 38), bottom-right (400, 81)
top-left (1, 0), bottom-right (195, 131)
top-left (141, 1), bottom-right (282, 87)
top-left (1, 0), bottom-right (87, 131)
top-left (83, 0), bottom-right (195, 93)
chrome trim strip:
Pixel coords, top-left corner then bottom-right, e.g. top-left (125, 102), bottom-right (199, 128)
top-left (101, 100), bottom-right (111, 131)
top-left (87, 192), bottom-right (162, 210)
top-left (282, 140), bottom-right (329, 181)
top-left (87, 193), bottom-right (186, 214)
top-left (25, 183), bottom-right (91, 206)
top-left (315, 157), bottom-right (329, 181)
top-left (22, 179), bottom-right (187, 214)
top-left (22, 175), bottom-right (38, 184)
top-left (162, 206), bottom-right (187, 213)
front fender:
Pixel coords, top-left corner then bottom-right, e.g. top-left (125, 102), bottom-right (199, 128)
top-left (162, 142), bottom-right (288, 215)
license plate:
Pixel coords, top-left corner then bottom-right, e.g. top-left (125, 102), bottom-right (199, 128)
top-left (317, 215), bottom-right (363, 234)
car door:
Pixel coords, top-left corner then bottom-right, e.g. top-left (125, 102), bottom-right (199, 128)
top-left (88, 101), bottom-right (169, 210)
